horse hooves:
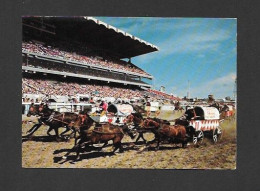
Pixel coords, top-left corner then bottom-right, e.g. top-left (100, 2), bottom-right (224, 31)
top-left (62, 156), bottom-right (67, 160)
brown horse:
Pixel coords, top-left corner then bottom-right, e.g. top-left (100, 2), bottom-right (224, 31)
top-left (156, 123), bottom-right (187, 149)
top-left (125, 113), bottom-right (168, 143)
top-left (63, 114), bottom-right (136, 160)
top-left (70, 113), bottom-right (95, 146)
top-left (26, 104), bottom-right (79, 140)
top-left (125, 113), bottom-right (150, 143)
top-left (27, 103), bottom-right (44, 117)
top-left (133, 118), bottom-right (188, 149)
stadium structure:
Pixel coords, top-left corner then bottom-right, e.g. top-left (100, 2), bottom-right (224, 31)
top-left (22, 17), bottom-right (178, 113)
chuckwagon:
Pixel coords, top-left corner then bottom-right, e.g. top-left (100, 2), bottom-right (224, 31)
top-left (185, 106), bottom-right (222, 145)
top-left (90, 104), bottom-right (134, 125)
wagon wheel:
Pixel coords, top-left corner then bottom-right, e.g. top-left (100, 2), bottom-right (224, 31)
top-left (212, 127), bottom-right (222, 143)
top-left (193, 130), bottom-right (204, 145)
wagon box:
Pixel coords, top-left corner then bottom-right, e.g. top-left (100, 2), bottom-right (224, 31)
top-left (90, 104), bottom-right (134, 124)
top-left (185, 106), bottom-right (222, 145)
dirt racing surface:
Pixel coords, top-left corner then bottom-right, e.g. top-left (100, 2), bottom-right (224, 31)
top-left (22, 111), bottom-right (236, 169)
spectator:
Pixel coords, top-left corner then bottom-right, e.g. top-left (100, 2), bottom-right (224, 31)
top-left (22, 41), bottom-right (149, 76)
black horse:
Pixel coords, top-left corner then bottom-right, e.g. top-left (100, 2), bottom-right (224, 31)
top-left (26, 104), bottom-right (80, 141)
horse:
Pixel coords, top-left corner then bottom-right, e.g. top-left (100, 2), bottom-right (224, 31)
top-left (143, 120), bottom-right (187, 149)
top-left (157, 124), bottom-right (187, 149)
top-left (131, 104), bottom-right (146, 115)
top-left (63, 114), bottom-right (136, 160)
top-left (125, 113), bottom-right (148, 143)
top-left (70, 112), bottom-right (95, 146)
top-left (125, 113), bottom-right (166, 143)
top-left (26, 103), bottom-right (44, 117)
top-left (25, 104), bottom-right (79, 141)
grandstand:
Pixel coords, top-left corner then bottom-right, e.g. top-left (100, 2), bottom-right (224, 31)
top-left (22, 17), bottom-right (177, 112)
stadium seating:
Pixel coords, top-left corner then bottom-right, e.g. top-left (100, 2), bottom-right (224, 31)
top-left (22, 41), bottom-right (149, 76)
top-left (22, 77), bottom-right (176, 102)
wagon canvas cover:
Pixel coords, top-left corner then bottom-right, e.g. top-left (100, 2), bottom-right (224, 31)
top-left (107, 104), bottom-right (134, 116)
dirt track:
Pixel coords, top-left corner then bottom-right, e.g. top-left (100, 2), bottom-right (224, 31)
top-left (22, 111), bottom-right (236, 169)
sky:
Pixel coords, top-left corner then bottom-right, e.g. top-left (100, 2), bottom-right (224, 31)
top-left (97, 17), bottom-right (237, 99)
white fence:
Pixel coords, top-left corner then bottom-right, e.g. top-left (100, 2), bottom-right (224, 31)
top-left (22, 102), bottom-right (93, 115)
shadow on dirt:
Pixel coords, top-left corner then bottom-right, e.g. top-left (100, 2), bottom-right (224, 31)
top-left (22, 135), bottom-right (70, 143)
top-left (53, 141), bottom-right (186, 164)
top-left (54, 151), bottom-right (115, 164)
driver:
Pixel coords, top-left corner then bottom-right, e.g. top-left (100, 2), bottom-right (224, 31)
top-left (99, 100), bottom-right (108, 116)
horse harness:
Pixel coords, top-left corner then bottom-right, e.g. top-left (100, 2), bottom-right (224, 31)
top-left (42, 112), bottom-right (72, 126)
top-left (92, 126), bottom-right (124, 135)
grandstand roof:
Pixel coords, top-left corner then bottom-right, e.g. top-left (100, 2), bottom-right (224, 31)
top-left (23, 16), bottom-right (159, 59)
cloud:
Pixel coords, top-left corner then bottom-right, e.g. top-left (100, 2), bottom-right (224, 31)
top-left (157, 29), bottom-right (232, 55)
top-left (186, 72), bottom-right (236, 98)
top-left (98, 17), bottom-right (234, 56)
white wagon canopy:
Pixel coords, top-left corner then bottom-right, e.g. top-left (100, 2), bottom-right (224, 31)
top-left (189, 106), bottom-right (220, 120)
top-left (107, 104), bottom-right (134, 116)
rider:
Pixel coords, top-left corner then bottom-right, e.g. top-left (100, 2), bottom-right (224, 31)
top-left (99, 99), bottom-right (108, 116)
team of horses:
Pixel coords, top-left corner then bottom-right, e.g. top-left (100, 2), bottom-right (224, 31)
top-left (24, 102), bottom-right (229, 161)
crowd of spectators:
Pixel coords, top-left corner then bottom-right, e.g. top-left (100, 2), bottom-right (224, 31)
top-left (22, 61), bottom-right (145, 84)
top-left (147, 89), bottom-right (179, 101)
top-left (22, 78), bottom-right (144, 99)
top-left (22, 41), bottom-right (149, 76)
top-left (22, 77), bottom-right (177, 102)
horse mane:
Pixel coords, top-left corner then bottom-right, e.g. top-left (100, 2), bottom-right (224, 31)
top-left (132, 104), bottom-right (146, 113)
top-left (132, 112), bottom-right (143, 119)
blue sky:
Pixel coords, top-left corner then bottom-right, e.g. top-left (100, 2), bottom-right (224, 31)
top-left (97, 17), bottom-right (237, 99)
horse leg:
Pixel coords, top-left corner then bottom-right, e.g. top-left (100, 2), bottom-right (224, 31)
top-left (136, 132), bottom-right (145, 143)
top-left (53, 127), bottom-right (62, 141)
top-left (140, 133), bottom-right (146, 143)
top-left (75, 138), bottom-right (90, 160)
top-left (60, 126), bottom-right (71, 136)
top-left (47, 126), bottom-right (54, 136)
top-left (112, 142), bottom-right (123, 153)
top-left (181, 138), bottom-right (187, 148)
top-left (63, 138), bottom-right (87, 160)
top-left (102, 141), bottom-right (108, 148)
top-left (155, 137), bottom-right (161, 151)
top-left (97, 141), bottom-right (108, 151)
top-left (135, 133), bottom-right (141, 143)
top-left (26, 123), bottom-right (42, 136)
top-left (74, 134), bottom-right (81, 146)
